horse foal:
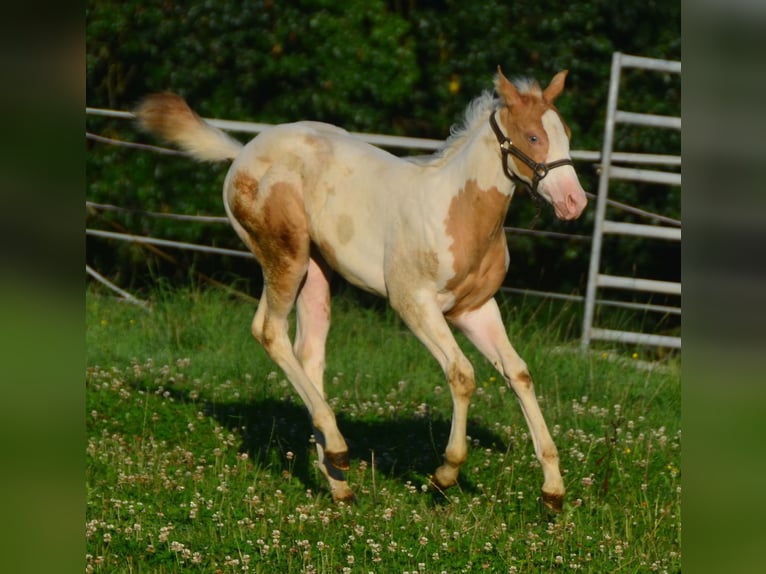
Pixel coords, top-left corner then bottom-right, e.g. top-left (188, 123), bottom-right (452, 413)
top-left (135, 68), bottom-right (587, 511)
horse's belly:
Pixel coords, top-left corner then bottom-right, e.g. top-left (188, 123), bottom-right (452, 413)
top-left (317, 239), bottom-right (388, 296)
top-left (310, 214), bottom-right (388, 297)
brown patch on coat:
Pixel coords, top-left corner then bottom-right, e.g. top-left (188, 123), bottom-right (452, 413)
top-left (514, 371), bottom-right (533, 390)
top-left (448, 360), bottom-right (476, 398)
top-left (494, 70), bottom-right (572, 172)
top-left (497, 103), bottom-right (549, 181)
top-left (420, 249), bottom-right (440, 280)
top-left (232, 170), bottom-right (259, 198)
top-left (230, 180), bottom-right (310, 310)
top-left (444, 179), bottom-right (511, 318)
top-left (336, 214), bottom-right (354, 245)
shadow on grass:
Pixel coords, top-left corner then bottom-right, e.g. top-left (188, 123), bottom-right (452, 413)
top-left (204, 396), bottom-right (508, 499)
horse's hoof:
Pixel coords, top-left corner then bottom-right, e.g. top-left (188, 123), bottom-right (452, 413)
top-left (430, 464), bottom-right (459, 492)
top-left (541, 490), bottom-right (564, 513)
top-left (428, 471), bottom-right (456, 493)
top-left (428, 474), bottom-right (446, 492)
top-left (333, 491), bottom-right (358, 505)
top-left (326, 450), bottom-right (350, 471)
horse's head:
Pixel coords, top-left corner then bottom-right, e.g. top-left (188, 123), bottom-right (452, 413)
top-left (493, 68), bottom-right (587, 221)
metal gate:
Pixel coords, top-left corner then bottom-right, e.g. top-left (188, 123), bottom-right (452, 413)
top-left (581, 52), bottom-right (682, 350)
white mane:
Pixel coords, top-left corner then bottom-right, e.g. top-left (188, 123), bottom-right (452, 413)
top-left (408, 91), bottom-right (496, 166)
top-left (408, 77), bottom-right (541, 166)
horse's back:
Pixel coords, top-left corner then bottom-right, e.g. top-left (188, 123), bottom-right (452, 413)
top-left (228, 120), bottom-right (415, 295)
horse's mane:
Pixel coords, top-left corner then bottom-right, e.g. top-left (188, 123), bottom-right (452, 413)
top-left (408, 76), bottom-right (541, 167)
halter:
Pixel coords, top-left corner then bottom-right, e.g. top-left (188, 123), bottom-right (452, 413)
top-left (489, 110), bottom-right (574, 202)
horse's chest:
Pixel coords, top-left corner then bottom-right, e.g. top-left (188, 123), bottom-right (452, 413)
top-left (443, 235), bottom-right (508, 318)
top-left (441, 179), bottom-right (511, 317)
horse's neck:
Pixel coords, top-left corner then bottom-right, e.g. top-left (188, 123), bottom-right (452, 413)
top-left (442, 121), bottom-right (508, 189)
top-left (437, 121), bottom-right (514, 215)
top-left (418, 122), bottom-right (514, 257)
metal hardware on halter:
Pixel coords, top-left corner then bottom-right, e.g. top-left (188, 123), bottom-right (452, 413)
top-left (489, 111), bottom-right (574, 199)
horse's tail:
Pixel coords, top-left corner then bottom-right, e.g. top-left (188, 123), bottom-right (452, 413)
top-left (134, 92), bottom-right (243, 162)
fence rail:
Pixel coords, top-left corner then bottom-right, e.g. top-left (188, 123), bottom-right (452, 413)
top-left (87, 105), bottom-right (679, 165)
top-left (86, 228), bottom-right (254, 259)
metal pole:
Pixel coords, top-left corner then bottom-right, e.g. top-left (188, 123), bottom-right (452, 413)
top-left (581, 52), bottom-right (623, 350)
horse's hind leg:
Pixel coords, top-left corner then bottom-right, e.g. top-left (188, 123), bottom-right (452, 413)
top-left (294, 255), bottom-right (355, 502)
top-left (229, 168), bottom-right (350, 477)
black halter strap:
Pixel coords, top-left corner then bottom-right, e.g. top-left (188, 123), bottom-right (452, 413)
top-left (488, 110), bottom-right (574, 199)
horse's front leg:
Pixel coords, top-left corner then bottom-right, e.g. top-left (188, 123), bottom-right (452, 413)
top-left (388, 288), bottom-right (477, 491)
top-left (450, 298), bottom-right (565, 512)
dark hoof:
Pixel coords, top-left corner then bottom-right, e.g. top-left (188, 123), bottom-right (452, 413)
top-left (326, 450), bottom-right (350, 471)
top-left (334, 492), bottom-right (358, 505)
top-left (541, 491), bottom-right (564, 513)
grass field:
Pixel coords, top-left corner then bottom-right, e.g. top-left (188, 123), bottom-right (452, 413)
top-left (86, 286), bottom-right (681, 573)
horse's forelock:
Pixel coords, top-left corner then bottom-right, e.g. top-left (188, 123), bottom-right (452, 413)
top-left (511, 77), bottom-right (542, 97)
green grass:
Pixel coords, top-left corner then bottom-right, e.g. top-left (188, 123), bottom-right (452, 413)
top-left (86, 286), bottom-right (681, 573)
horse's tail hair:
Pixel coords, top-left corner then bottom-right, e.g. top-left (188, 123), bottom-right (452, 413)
top-left (134, 92), bottom-right (243, 162)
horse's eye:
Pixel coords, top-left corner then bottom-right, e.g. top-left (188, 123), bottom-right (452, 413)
top-left (528, 135), bottom-right (539, 144)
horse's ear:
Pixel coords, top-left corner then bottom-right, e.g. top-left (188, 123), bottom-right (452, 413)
top-left (543, 70), bottom-right (568, 103)
top-left (495, 66), bottom-right (522, 108)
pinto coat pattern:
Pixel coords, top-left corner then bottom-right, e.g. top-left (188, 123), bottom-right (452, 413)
top-left (135, 69), bottom-right (587, 511)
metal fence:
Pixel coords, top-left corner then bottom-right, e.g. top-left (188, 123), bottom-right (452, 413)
top-left (581, 53), bottom-right (682, 350)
